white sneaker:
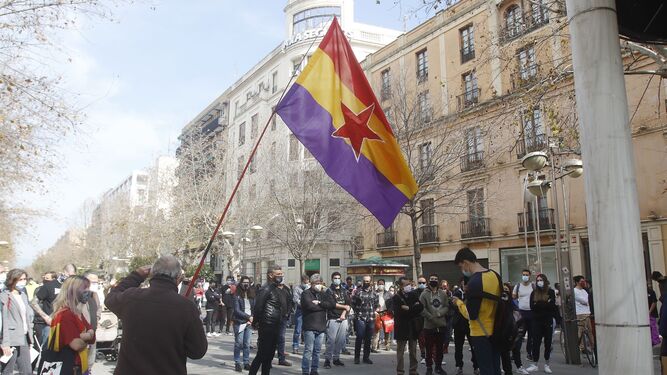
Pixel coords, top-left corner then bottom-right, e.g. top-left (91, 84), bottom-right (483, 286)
top-left (420, 358), bottom-right (426, 364)
top-left (525, 363), bottom-right (539, 372)
top-left (213, 332), bottom-right (221, 337)
top-left (516, 366), bottom-right (530, 374)
top-left (206, 333), bottom-right (212, 337)
top-left (544, 364), bottom-right (552, 374)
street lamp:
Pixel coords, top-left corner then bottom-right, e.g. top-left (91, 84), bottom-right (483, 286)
top-left (523, 138), bottom-right (584, 365)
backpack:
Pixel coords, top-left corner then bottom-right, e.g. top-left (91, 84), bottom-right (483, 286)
top-left (477, 271), bottom-right (519, 352)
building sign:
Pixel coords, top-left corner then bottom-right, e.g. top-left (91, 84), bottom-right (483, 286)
top-left (346, 266), bottom-right (407, 276)
top-left (283, 25), bottom-right (353, 50)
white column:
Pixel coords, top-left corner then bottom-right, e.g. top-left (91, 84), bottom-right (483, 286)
top-left (565, 0), bottom-right (652, 373)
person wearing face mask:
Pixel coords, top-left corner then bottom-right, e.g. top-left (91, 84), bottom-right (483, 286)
top-left (221, 276), bottom-right (236, 335)
top-left (323, 272), bottom-right (351, 368)
top-left (233, 276), bottom-right (255, 372)
top-left (205, 281), bottom-right (222, 337)
top-left (249, 265), bottom-right (289, 375)
top-left (452, 248), bottom-right (502, 375)
top-left (414, 276), bottom-right (428, 364)
top-left (300, 274), bottom-right (336, 375)
top-left (371, 279), bottom-right (394, 352)
top-left (31, 270), bottom-right (60, 350)
top-left (105, 256), bottom-right (207, 375)
top-left (351, 275), bottom-right (378, 365)
top-left (452, 277), bottom-right (479, 375)
top-left (292, 275), bottom-right (310, 354)
top-left (525, 274), bottom-right (556, 374)
top-left (392, 277), bottom-right (424, 375)
top-left (420, 274), bottom-right (449, 375)
top-left (39, 275), bottom-right (94, 375)
top-left (82, 272), bottom-right (101, 372)
top-left (0, 269), bottom-right (34, 374)
top-left (512, 269), bottom-right (535, 361)
top-left (275, 277), bottom-right (294, 367)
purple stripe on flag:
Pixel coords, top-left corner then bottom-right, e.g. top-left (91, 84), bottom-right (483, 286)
top-left (276, 83), bottom-right (408, 228)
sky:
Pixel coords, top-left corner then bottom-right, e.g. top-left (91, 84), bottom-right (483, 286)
top-left (13, 0), bottom-right (435, 267)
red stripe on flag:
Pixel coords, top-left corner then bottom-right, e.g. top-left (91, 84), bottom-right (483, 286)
top-left (318, 18), bottom-right (393, 135)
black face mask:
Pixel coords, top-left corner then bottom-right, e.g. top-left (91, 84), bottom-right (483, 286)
top-left (274, 276), bottom-right (283, 285)
top-left (241, 283), bottom-right (249, 289)
top-left (429, 280), bottom-right (439, 288)
top-left (363, 282), bottom-right (371, 289)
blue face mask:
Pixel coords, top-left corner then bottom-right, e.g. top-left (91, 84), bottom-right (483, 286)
top-left (462, 271), bottom-right (473, 278)
top-left (333, 279), bottom-right (341, 286)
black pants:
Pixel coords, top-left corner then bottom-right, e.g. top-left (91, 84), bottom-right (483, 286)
top-left (531, 317), bottom-right (553, 362)
top-left (205, 310), bottom-right (216, 333)
top-left (454, 322), bottom-right (477, 369)
top-left (249, 323), bottom-right (281, 375)
top-left (225, 307), bottom-right (234, 333)
top-left (354, 319), bottom-right (374, 360)
top-left (519, 310), bottom-right (533, 357)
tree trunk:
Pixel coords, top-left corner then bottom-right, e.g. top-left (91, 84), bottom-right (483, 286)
top-left (298, 257), bottom-right (305, 278)
top-left (410, 213), bottom-right (422, 278)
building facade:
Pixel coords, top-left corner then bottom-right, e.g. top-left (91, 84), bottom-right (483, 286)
top-left (359, 0), bottom-right (667, 287)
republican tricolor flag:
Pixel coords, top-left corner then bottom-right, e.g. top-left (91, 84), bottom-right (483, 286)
top-left (276, 17), bottom-right (418, 228)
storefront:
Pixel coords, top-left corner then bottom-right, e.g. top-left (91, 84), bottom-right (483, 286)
top-left (500, 246), bottom-right (557, 285)
top-left (346, 257), bottom-right (409, 285)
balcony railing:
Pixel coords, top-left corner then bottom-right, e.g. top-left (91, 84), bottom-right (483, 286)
top-left (516, 134), bottom-right (547, 158)
top-left (511, 64), bottom-right (540, 90)
top-left (457, 88), bottom-right (480, 111)
top-left (499, 11), bottom-right (550, 44)
top-left (517, 208), bottom-right (556, 232)
top-left (376, 231), bottom-right (398, 248)
top-left (460, 217), bottom-right (491, 239)
top-left (419, 224), bottom-right (439, 243)
top-left (460, 150), bottom-right (485, 172)
top-left (460, 48), bottom-right (475, 63)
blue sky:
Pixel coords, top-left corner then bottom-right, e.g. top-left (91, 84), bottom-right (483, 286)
top-left (14, 0), bottom-right (432, 267)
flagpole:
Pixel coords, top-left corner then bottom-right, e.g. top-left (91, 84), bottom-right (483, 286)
top-left (185, 29), bottom-right (324, 297)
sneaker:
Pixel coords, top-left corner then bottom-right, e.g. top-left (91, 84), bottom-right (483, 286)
top-left (421, 358), bottom-right (426, 365)
top-left (371, 349), bottom-right (380, 353)
top-left (525, 364), bottom-right (539, 372)
top-left (206, 333), bottom-right (213, 337)
top-left (456, 368), bottom-right (463, 375)
top-left (354, 358), bottom-right (361, 365)
top-left (363, 358), bottom-right (373, 365)
top-left (278, 360), bottom-right (292, 366)
top-left (234, 363), bottom-right (242, 372)
top-left (324, 360), bottom-right (332, 369)
top-left (213, 332), bottom-right (221, 337)
top-left (435, 367), bottom-right (446, 375)
top-left (244, 364), bottom-right (251, 371)
top-left (543, 364), bottom-right (552, 374)
top-left (333, 359), bottom-right (345, 367)
top-left (516, 366), bottom-right (529, 375)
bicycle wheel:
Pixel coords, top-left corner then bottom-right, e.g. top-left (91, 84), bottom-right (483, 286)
top-left (582, 332), bottom-right (597, 368)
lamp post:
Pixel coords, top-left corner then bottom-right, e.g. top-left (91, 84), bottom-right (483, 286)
top-left (222, 226), bottom-right (263, 282)
top-left (522, 142), bottom-right (583, 365)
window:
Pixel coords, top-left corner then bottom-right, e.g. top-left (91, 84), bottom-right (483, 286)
top-left (289, 134), bottom-right (300, 161)
top-left (460, 25), bottom-right (475, 63)
top-left (288, 259), bottom-right (296, 268)
top-left (518, 46), bottom-right (537, 80)
top-left (239, 122), bottom-right (246, 146)
top-left (523, 108), bottom-right (543, 147)
top-left (237, 156), bottom-right (244, 178)
top-left (418, 92), bottom-right (431, 123)
top-left (234, 100), bottom-right (239, 113)
top-left (271, 106), bottom-right (277, 131)
top-left (293, 60), bottom-right (302, 76)
top-left (531, 0), bottom-right (549, 25)
top-left (416, 49), bottom-right (428, 83)
top-left (467, 188), bottom-right (485, 219)
top-left (251, 114), bottom-right (258, 139)
top-left (465, 127), bottom-right (483, 155)
top-left (249, 154), bottom-right (256, 174)
top-left (330, 258), bottom-right (341, 267)
top-left (272, 71), bottom-right (278, 93)
top-left (462, 71), bottom-right (479, 104)
top-left (421, 198), bottom-right (435, 225)
top-left (419, 142), bottom-right (432, 170)
top-left (293, 6), bottom-right (341, 34)
top-left (505, 5), bottom-right (524, 38)
top-left (381, 69), bottom-right (391, 100)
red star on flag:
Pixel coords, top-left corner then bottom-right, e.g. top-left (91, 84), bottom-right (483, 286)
top-left (332, 103), bottom-right (383, 160)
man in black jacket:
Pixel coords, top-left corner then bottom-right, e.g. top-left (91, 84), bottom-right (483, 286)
top-left (301, 274), bottom-right (336, 375)
top-left (221, 276), bottom-right (236, 334)
top-left (105, 255), bottom-right (207, 375)
top-left (204, 282), bottom-right (222, 336)
top-left (323, 272), bottom-right (351, 369)
top-left (393, 277), bottom-right (424, 375)
top-left (249, 265), bottom-right (289, 375)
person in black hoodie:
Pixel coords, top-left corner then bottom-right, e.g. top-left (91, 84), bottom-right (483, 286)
top-left (205, 282), bottom-right (222, 337)
top-left (250, 266), bottom-right (289, 375)
top-left (525, 274), bottom-right (556, 374)
top-left (323, 272), bottom-right (352, 369)
top-left (221, 276), bottom-right (236, 335)
top-left (301, 274), bottom-right (336, 375)
top-left (393, 277), bottom-right (424, 375)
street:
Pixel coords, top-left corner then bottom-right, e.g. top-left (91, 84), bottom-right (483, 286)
top-left (90, 327), bottom-right (656, 375)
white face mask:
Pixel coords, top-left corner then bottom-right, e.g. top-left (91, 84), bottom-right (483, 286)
top-left (537, 281), bottom-right (545, 288)
top-left (377, 285), bottom-right (385, 291)
top-left (522, 275), bottom-right (530, 283)
top-left (403, 285), bottom-right (413, 293)
top-left (314, 284), bottom-right (324, 292)
top-left (15, 280), bottom-right (27, 289)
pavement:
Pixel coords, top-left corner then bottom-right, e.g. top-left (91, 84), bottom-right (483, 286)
top-left (89, 326), bottom-right (655, 375)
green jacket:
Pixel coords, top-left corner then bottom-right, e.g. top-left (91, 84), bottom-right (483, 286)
top-left (419, 288), bottom-right (449, 329)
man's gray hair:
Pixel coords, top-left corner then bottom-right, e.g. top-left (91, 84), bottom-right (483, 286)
top-left (310, 273), bottom-right (322, 284)
top-left (266, 264), bottom-right (282, 275)
top-left (151, 255), bottom-right (183, 280)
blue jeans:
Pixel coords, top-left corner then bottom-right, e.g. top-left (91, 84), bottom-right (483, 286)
top-left (293, 308), bottom-right (303, 351)
top-left (302, 330), bottom-right (323, 375)
top-left (469, 336), bottom-right (501, 375)
top-left (234, 323), bottom-right (252, 365)
top-left (277, 319), bottom-right (287, 361)
top-left (354, 319), bottom-right (374, 360)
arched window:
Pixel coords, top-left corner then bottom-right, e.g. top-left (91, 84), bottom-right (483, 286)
top-left (505, 5), bottom-right (523, 38)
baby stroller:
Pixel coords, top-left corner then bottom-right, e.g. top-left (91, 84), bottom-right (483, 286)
top-left (95, 310), bottom-right (122, 361)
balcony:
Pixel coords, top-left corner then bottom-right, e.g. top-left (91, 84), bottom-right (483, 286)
top-left (511, 64), bottom-right (541, 90)
top-left (517, 208), bottom-right (556, 232)
top-left (460, 217), bottom-right (491, 239)
top-left (516, 134), bottom-right (547, 158)
top-left (460, 151), bottom-right (485, 172)
top-left (457, 88), bottom-right (480, 111)
top-left (376, 231), bottom-right (398, 248)
top-left (460, 48), bottom-right (475, 63)
top-left (499, 11), bottom-right (550, 44)
top-left (419, 224), bottom-right (439, 243)
top-left (417, 72), bottom-right (428, 84)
